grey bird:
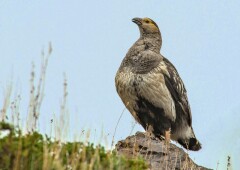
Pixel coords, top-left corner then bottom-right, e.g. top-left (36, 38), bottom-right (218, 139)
top-left (115, 17), bottom-right (201, 151)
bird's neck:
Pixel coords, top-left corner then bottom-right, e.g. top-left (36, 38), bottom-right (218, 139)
top-left (140, 33), bottom-right (162, 53)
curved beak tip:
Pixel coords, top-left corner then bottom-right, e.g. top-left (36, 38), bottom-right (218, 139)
top-left (132, 17), bottom-right (142, 25)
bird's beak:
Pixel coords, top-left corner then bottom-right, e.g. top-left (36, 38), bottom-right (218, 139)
top-left (132, 17), bottom-right (142, 25)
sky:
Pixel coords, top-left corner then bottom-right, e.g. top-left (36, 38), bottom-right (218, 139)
top-left (0, 0), bottom-right (240, 169)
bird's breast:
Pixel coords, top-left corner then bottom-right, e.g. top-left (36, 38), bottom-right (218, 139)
top-left (115, 65), bottom-right (176, 121)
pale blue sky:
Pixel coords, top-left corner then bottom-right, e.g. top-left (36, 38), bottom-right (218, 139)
top-left (0, 0), bottom-right (240, 169)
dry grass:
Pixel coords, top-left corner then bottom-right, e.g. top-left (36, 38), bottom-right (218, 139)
top-left (0, 44), bottom-right (147, 170)
top-left (111, 103), bottom-right (128, 150)
top-left (27, 43), bottom-right (52, 132)
top-left (0, 43), bottom-right (232, 170)
top-left (0, 82), bottom-right (12, 122)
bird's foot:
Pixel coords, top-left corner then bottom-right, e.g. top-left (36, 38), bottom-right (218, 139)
top-left (145, 131), bottom-right (155, 140)
top-left (158, 135), bottom-right (165, 141)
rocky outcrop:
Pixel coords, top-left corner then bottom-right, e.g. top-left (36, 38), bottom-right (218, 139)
top-left (115, 132), bottom-right (211, 170)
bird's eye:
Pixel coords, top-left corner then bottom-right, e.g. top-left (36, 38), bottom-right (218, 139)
top-left (145, 20), bottom-right (150, 23)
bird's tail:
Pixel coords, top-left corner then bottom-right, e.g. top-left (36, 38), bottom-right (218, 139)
top-left (178, 137), bottom-right (202, 151)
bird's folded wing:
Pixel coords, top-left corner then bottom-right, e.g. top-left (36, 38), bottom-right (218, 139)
top-left (162, 57), bottom-right (192, 126)
top-left (135, 52), bottom-right (176, 121)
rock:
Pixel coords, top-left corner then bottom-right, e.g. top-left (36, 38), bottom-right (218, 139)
top-left (115, 132), bottom-right (212, 170)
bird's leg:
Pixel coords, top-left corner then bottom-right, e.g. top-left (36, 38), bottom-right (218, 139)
top-left (164, 128), bottom-right (171, 144)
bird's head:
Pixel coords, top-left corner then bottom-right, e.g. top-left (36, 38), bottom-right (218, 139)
top-left (132, 17), bottom-right (160, 36)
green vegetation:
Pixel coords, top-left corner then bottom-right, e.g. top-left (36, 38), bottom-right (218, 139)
top-left (0, 122), bottom-right (147, 170)
top-left (0, 44), bottom-right (148, 170)
top-left (0, 43), bottom-right (234, 170)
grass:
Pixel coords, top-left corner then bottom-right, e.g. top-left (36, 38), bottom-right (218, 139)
top-left (0, 122), bottom-right (147, 170)
top-left (0, 44), bottom-right (148, 170)
top-left (0, 43), bottom-right (233, 170)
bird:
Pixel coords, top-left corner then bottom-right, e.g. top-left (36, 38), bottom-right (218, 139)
top-left (115, 17), bottom-right (201, 151)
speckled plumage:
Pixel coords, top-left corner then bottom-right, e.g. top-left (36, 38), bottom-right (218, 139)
top-left (115, 18), bottom-right (201, 151)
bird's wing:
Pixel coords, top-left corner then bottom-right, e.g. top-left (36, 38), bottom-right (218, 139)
top-left (133, 51), bottom-right (176, 122)
top-left (162, 57), bottom-right (192, 126)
